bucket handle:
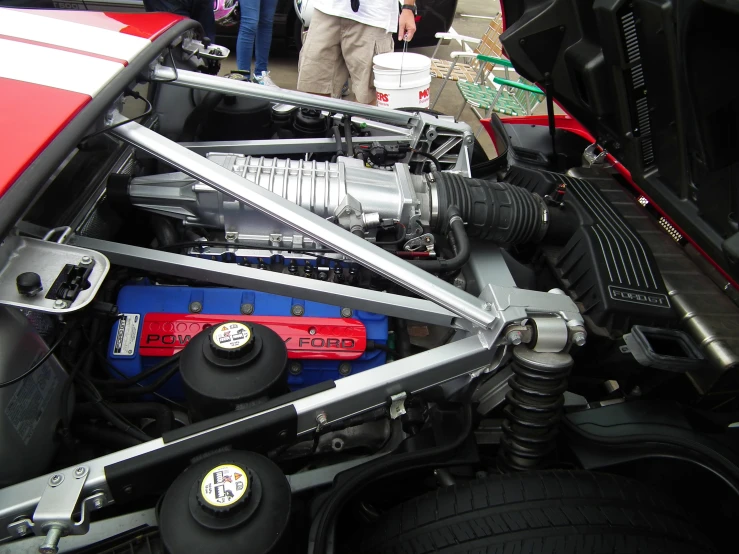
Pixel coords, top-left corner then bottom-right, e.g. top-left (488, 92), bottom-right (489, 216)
top-left (399, 34), bottom-right (408, 88)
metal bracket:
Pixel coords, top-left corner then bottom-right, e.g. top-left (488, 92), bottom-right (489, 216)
top-left (7, 467), bottom-right (106, 553)
top-left (389, 393), bottom-right (408, 419)
top-left (403, 233), bottom-right (436, 253)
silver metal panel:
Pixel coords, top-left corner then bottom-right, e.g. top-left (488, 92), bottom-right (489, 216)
top-left (182, 136), bottom-right (410, 157)
top-left (67, 236), bottom-right (459, 326)
top-left (0, 335), bottom-right (490, 543)
top-left (0, 236), bottom-right (110, 313)
top-left (110, 119), bottom-right (496, 328)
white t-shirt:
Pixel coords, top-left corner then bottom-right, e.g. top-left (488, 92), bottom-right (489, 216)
top-left (313, 0), bottom-right (399, 34)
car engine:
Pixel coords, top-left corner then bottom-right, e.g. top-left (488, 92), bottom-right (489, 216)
top-left (0, 28), bottom-right (737, 554)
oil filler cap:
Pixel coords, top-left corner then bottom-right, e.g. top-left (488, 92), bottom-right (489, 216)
top-left (209, 322), bottom-right (254, 359)
top-left (196, 463), bottom-right (251, 517)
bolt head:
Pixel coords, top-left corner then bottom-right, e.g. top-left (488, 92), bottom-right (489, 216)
top-left (309, 327), bottom-right (317, 335)
top-left (93, 498), bottom-right (103, 509)
top-left (340, 307), bottom-right (353, 318)
top-left (49, 474), bottom-right (63, 485)
top-left (291, 305), bottom-right (305, 316)
top-left (15, 524), bottom-right (27, 536)
top-left (53, 299), bottom-right (66, 309)
top-left (289, 362), bottom-right (302, 375)
top-left (74, 467), bottom-right (85, 476)
top-left (189, 301), bottom-right (203, 313)
top-left (240, 303), bottom-right (254, 315)
top-left (80, 255), bottom-right (92, 265)
top-left (339, 363), bottom-right (352, 376)
top-left (573, 331), bottom-right (587, 347)
top-left (506, 331), bottom-right (523, 345)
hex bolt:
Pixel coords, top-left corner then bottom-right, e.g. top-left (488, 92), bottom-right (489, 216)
top-left (289, 362), bottom-right (302, 376)
top-left (225, 232), bottom-right (238, 242)
top-left (93, 498), bottom-right (103, 509)
top-left (74, 467), bottom-right (86, 478)
top-left (483, 302), bottom-right (493, 311)
top-left (340, 307), bottom-right (353, 318)
top-left (309, 327), bottom-right (317, 335)
top-left (339, 363), bottom-right (352, 376)
top-left (53, 300), bottom-right (66, 310)
top-left (80, 255), bottom-right (92, 265)
top-left (49, 474), bottom-right (63, 486)
top-left (240, 303), bottom-right (254, 315)
top-left (291, 305), bottom-right (305, 317)
top-left (15, 524), bottom-right (28, 537)
top-left (39, 525), bottom-right (63, 554)
top-left (572, 331), bottom-right (587, 347)
top-left (189, 301), bottom-right (203, 313)
top-left (506, 330), bottom-right (523, 346)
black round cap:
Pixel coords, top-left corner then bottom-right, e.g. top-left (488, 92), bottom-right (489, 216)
top-left (195, 463), bottom-right (252, 517)
top-left (16, 272), bottom-right (42, 297)
top-left (208, 322), bottom-right (255, 359)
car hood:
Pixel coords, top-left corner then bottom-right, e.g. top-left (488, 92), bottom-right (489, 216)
top-left (500, 0), bottom-right (739, 283)
top-left (0, 9), bottom-right (183, 197)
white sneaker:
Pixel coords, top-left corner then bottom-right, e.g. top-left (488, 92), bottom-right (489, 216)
top-left (254, 71), bottom-right (277, 87)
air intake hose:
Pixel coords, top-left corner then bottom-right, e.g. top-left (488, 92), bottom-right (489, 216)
top-left (430, 172), bottom-right (571, 244)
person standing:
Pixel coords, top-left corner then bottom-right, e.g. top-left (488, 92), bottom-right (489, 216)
top-left (297, 0), bottom-right (417, 104)
top-left (143, 0), bottom-right (216, 43)
top-left (236, 0), bottom-right (280, 86)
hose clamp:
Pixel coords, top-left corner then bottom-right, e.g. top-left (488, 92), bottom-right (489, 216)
top-left (428, 177), bottom-right (439, 229)
top-left (534, 194), bottom-right (550, 243)
top-left (448, 215), bottom-right (464, 226)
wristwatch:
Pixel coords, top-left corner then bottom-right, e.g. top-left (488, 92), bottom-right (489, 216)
top-left (401, 3), bottom-right (417, 14)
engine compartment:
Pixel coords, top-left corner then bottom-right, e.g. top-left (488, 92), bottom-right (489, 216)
top-left (1, 28), bottom-right (739, 554)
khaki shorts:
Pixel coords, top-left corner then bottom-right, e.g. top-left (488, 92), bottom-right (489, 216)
top-left (297, 10), bottom-right (394, 105)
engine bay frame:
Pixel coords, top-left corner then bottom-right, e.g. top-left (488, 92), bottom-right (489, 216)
top-left (0, 60), bottom-right (584, 548)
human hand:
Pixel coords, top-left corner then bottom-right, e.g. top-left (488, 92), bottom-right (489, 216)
top-left (398, 8), bottom-right (417, 42)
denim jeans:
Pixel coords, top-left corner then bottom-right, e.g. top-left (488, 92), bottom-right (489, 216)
top-left (236, 0), bottom-right (278, 74)
top-left (143, 0), bottom-right (215, 42)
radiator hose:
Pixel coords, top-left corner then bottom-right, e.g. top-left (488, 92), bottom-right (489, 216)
top-left (430, 172), bottom-right (573, 244)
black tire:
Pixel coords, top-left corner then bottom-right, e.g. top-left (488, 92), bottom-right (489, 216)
top-left (352, 470), bottom-right (715, 554)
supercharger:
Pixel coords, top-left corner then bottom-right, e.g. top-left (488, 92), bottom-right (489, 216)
top-left (118, 154), bottom-right (435, 247)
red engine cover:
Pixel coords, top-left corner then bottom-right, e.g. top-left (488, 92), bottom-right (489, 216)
top-left (139, 313), bottom-right (367, 360)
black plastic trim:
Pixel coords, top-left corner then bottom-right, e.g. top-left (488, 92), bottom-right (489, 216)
top-left (163, 380), bottom-right (335, 443)
top-left (105, 405), bottom-right (296, 502)
top-left (0, 19), bottom-right (199, 240)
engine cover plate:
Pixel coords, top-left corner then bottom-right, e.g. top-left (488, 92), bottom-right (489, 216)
top-left (108, 283), bottom-right (388, 395)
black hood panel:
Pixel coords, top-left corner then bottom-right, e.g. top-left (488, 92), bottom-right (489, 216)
top-left (500, 0), bottom-right (739, 282)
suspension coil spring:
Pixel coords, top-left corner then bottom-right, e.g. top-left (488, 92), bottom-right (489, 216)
top-left (499, 346), bottom-right (573, 471)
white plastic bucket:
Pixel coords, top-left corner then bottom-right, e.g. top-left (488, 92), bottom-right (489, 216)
top-left (373, 52), bottom-right (432, 109)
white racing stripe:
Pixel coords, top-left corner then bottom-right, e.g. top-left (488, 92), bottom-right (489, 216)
top-left (0, 9), bottom-right (149, 62)
top-left (0, 38), bottom-right (124, 96)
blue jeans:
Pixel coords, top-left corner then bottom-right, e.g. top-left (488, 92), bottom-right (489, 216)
top-left (236, 0), bottom-right (278, 74)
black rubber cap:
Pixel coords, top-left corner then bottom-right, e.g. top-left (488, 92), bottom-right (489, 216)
top-left (208, 322), bottom-right (255, 360)
top-left (16, 272), bottom-right (42, 297)
top-left (160, 451), bottom-right (291, 554)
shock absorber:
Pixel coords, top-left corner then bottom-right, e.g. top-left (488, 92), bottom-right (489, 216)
top-left (499, 346), bottom-right (573, 471)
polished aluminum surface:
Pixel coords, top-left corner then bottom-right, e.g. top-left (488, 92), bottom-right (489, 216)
top-left (110, 119), bottom-right (496, 328)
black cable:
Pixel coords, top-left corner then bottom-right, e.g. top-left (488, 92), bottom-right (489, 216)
top-left (343, 115), bottom-right (353, 155)
top-left (373, 223), bottom-right (406, 246)
top-left (0, 325), bottom-right (72, 389)
top-left (408, 207), bottom-right (470, 272)
top-left (78, 90), bottom-right (153, 145)
top-left (366, 340), bottom-right (397, 355)
top-left (311, 401), bottom-right (474, 551)
top-left (99, 361), bottom-right (181, 397)
top-left (159, 241), bottom-right (336, 254)
top-left (89, 353), bottom-right (181, 388)
top-left (94, 353), bottom-right (187, 410)
top-left (157, 48), bottom-right (180, 84)
top-left (411, 150), bottom-right (441, 172)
